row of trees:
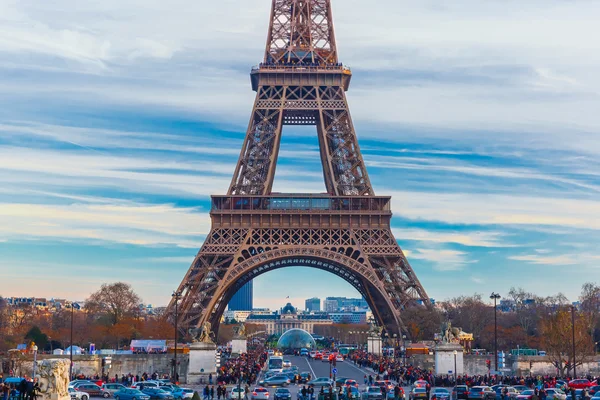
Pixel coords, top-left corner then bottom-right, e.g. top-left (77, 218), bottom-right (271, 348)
top-left (0, 283), bottom-right (173, 352)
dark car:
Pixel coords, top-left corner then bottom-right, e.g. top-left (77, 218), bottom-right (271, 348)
top-left (336, 378), bottom-right (350, 388)
top-left (74, 384), bottom-right (111, 398)
top-left (114, 389), bottom-right (151, 400)
top-left (141, 388), bottom-right (173, 400)
top-left (363, 387), bottom-right (384, 400)
top-left (409, 389), bottom-right (428, 400)
top-left (468, 387), bottom-right (495, 400)
top-left (299, 373), bottom-right (312, 384)
top-left (590, 387), bottom-right (600, 397)
top-left (453, 386), bottom-right (470, 400)
top-left (345, 387), bottom-right (360, 400)
top-left (516, 390), bottom-right (535, 400)
top-left (274, 388), bottom-right (292, 400)
top-left (431, 388), bottom-right (451, 400)
top-left (494, 387), bottom-right (519, 400)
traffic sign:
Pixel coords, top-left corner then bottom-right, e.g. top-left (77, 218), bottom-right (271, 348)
top-left (332, 368), bottom-right (338, 374)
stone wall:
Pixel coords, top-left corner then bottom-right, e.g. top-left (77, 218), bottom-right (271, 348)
top-left (3, 354), bottom-right (190, 383)
top-left (408, 354), bottom-right (491, 376)
top-left (514, 355), bottom-right (600, 376)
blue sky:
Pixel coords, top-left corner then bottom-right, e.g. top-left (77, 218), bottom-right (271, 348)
top-left (1, 0), bottom-right (599, 309)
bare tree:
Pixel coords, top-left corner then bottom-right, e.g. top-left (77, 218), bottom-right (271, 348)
top-left (579, 282), bottom-right (600, 340)
top-left (86, 282), bottom-right (142, 325)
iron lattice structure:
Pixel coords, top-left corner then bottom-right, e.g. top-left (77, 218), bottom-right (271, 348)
top-left (168, 0), bottom-right (430, 337)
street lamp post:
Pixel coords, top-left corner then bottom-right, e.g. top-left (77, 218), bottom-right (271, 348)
top-left (69, 303), bottom-right (74, 379)
top-left (32, 344), bottom-right (38, 377)
top-left (172, 290), bottom-right (182, 383)
top-left (402, 335), bottom-right (407, 365)
top-left (393, 334), bottom-right (398, 359)
top-left (490, 293), bottom-right (501, 373)
top-left (453, 350), bottom-right (457, 383)
top-left (571, 305), bottom-right (576, 378)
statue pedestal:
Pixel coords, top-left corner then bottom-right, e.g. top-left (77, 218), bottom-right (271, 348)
top-left (187, 342), bottom-right (217, 384)
top-left (435, 343), bottom-right (464, 376)
top-left (35, 358), bottom-right (71, 400)
top-left (367, 336), bottom-right (382, 356)
top-left (231, 338), bottom-right (247, 355)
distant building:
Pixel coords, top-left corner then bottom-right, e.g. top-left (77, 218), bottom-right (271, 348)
top-left (245, 303), bottom-right (332, 335)
top-left (327, 311), bottom-right (367, 324)
top-left (323, 299), bottom-right (338, 312)
top-left (228, 282), bottom-right (253, 311)
top-left (305, 297), bottom-right (321, 312)
top-left (223, 310), bottom-right (253, 323)
top-left (324, 297), bottom-right (369, 311)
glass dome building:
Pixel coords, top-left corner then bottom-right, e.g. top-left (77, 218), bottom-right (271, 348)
top-left (277, 328), bottom-right (317, 350)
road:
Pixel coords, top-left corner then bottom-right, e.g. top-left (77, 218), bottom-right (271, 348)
top-left (244, 355), bottom-right (397, 400)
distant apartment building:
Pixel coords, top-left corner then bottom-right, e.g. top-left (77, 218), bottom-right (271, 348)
top-left (324, 297), bottom-right (369, 311)
top-left (305, 297), bottom-right (321, 312)
top-left (228, 282), bottom-right (253, 311)
top-left (327, 311), bottom-right (367, 324)
top-left (323, 299), bottom-right (338, 312)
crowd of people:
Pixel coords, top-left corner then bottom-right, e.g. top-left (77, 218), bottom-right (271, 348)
top-left (0, 376), bottom-right (40, 400)
top-left (349, 350), bottom-right (599, 390)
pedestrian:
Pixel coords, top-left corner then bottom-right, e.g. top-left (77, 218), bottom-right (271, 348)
top-left (209, 374), bottom-right (213, 385)
top-left (364, 376), bottom-right (368, 386)
top-left (203, 385), bottom-right (209, 400)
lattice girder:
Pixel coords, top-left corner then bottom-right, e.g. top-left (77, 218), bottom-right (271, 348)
top-left (169, 0), bottom-right (431, 339)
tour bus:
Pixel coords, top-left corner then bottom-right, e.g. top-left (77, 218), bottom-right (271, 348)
top-left (268, 355), bottom-right (284, 373)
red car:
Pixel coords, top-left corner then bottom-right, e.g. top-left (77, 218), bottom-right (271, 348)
top-left (569, 380), bottom-right (593, 389)
top-left (314, 352), bottom-right (323, 360)
top-left (344, 380), bottom-right (359, 388)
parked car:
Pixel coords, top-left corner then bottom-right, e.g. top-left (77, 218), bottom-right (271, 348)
top-left (70, 381), bottom-right (94, 389)
top-left (230, 388), bottom-right (245, 400)
top-left (308, 378), bottom-right (333, 388)
top-left (512, 387), bottom-right (529, 394)
top-left (363, 387), bottom-right (384, 400)
top-left (570, 381), bottom-right (593, 390)
top-left (141, 388), bottom-right (173, 400)
top-left (131, 383), bottom-right (160, 391)
top-left (171, 388), bottom-right (194, 400)
top-left (103, 384), bottom-right (128, 396)
top-left (544, 389), bottom-right (566, 400)
top-left (431, 388), bottom-right (451, 400)
top-left (274, 388), bottom-right (291, 400)
top-left (494, 387), bottom-right (519, 400)
top-left (346, 387), bottom-right (360, 400)
top-left (114, 388), bottom-right (151, 400)
top-left (409, 389), bottom-right (428, 400)
top-left (467, 387), bottom-right (495, 400)
top-left (516, 390), bottom-right (535, 400)
top-left (69, 387), bottom-right (90, 400)
top-left (452, 386), bottom-right (470, 400)
top-left (74, 384), bottom-right (111, 398)
top-left (252, 388), bottom-right (270, 400)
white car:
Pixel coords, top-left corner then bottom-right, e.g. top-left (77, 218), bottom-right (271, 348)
top-left (282, 360), bottom-right (292, 368)
top-left (230, 387), bottom-right (245, 400)
top-left (335, 355), bottom-right (344, 362)
top-left (69, 387), bottom-right (90, 400)
top-left (131, 382), bottom-right (160, 390)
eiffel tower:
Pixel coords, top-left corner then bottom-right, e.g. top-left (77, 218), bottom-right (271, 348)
top-left (169, 0), bottom-right (430, 337)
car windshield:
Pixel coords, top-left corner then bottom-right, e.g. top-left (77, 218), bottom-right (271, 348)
top-left (276, 389), bottom-right (290, 393)
top-left (471, 388), bottom-right (483, 392)
top-left (522, 391), bottom-right (534, 395)
top-left (435, 389), bottom-right (449, 393)
top-left (415, 389), bottom-right (426, 393)
top-left (368, 388), bottom-right (381, 393)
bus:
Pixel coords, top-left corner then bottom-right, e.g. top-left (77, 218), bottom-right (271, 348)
top-left (268, 355), bottom-right (283, 373)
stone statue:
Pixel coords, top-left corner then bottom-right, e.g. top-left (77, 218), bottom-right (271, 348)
top-left (440, 321), bottom-right (453, 343)
top-left (368, 318), bottom-right (383, 337)
top-left (233, 323), bottom-right (246, 339)
top-left (189, 321), bottom-right (215, 344)
top-left (35, 359), bottom-right (70, 400)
